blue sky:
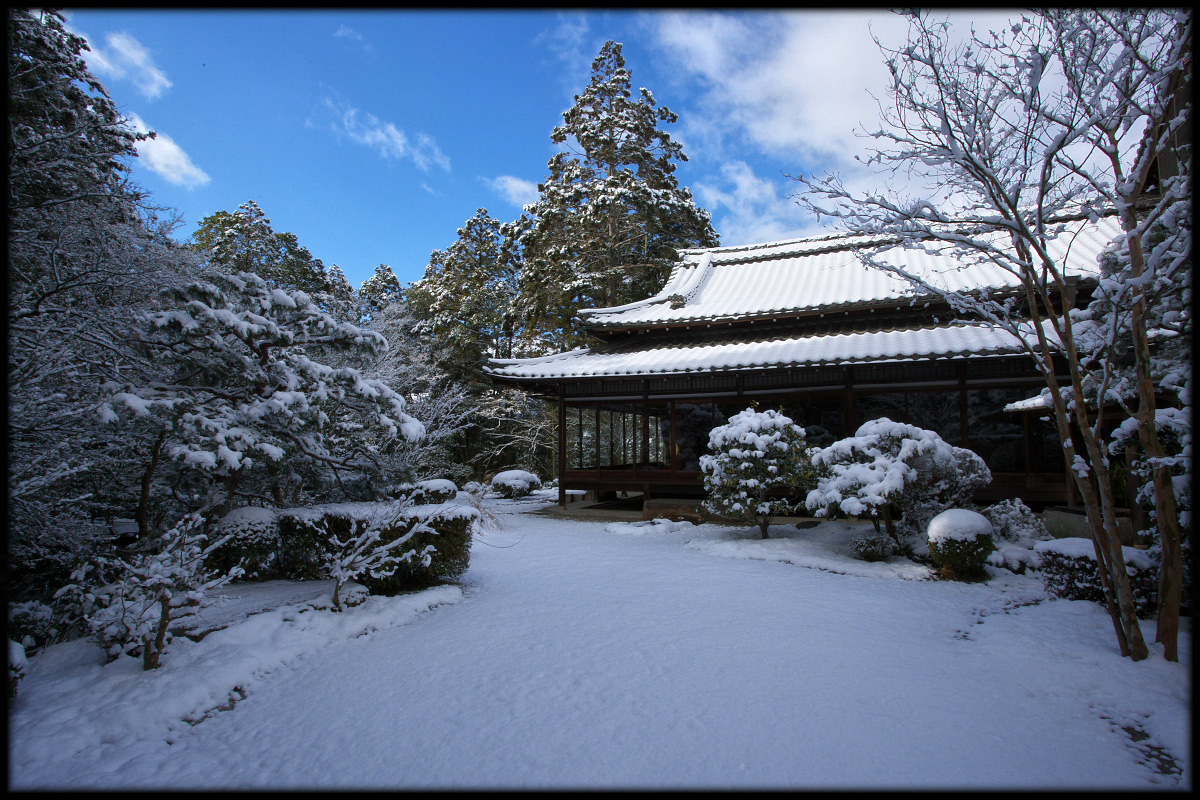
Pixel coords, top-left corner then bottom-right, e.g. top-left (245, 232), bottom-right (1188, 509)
top-left (61, 9), bottom-right (1020, 290)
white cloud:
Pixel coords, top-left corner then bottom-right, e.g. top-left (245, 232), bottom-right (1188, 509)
top-left (534, 12), bottom-right (595, 100)
top-left (693, 160), bottom-right (822, 247)
top-left (322, 98), bottom-right (450, 172)
top-left (334, 24), bottom-right (374, 55)
top-left (651, 10), bottom-right (1022, 169)
top-left (128, 114), bottom-right (210, 189)
top-left (71, 27), bottom-right (172, 100)
top-left (485, 175), bottom-right (540, 209)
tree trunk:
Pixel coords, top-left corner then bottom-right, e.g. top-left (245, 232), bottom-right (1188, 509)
top-left (1040, 336), bottom-right (1149, 661)
top-left (144, 594), bottom-right (171, 670)
top-left (1072, 422), bottom-right (1149, 661)
top-left (137, 430), bottom-right (167, 539)
top-left (1125, 229), bottom-right (1182, 662)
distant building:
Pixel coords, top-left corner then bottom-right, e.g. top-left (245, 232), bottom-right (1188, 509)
top-left (486, 215), bottom-right (1124, 511)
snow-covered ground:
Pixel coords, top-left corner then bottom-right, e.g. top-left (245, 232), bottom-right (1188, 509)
top-left (9, 492), bottom-right (1191, 790)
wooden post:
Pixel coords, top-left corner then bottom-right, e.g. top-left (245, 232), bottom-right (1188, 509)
top-left (558, 391), bottom-right (567, 507)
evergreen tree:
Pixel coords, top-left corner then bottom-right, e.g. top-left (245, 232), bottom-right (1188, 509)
top-left (358, 263), bottom-right (403, 319)
top-left (7, 8), bottom-right (142, 213)
top-left (7, 8), bottom-right (201, 601)
top-left (408, 208), bottom-right (518, 376)
top-left (190, 201), bottom-right (332, 297)
top-left (508, 40), bottom-right (719, 352)
top-left (104, 271), bottom-right (425, 515)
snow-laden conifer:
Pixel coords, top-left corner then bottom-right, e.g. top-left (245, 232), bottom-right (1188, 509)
top-left (507, 40), bottom-right (719, 352)
top-left (700, 408), bottom-right (818, 539)
top-left (103, 270), bottom-right (425, 515)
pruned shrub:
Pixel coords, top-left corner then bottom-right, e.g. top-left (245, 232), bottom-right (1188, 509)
top-left (850, 529), bottom-right (896, 562)
top-left (356, 502), bottom-right (479, 595)
top-left (984, 499), bottom-right (1051, 549)
top-left (409, 479), bottom-right (458, 505)
top-left (806, 418), bottom-right (991, 555)
top-left (927, 509), bottom-right (996, 581)
top-left (208, 506), bottom-right (282, 580)
top-left (491, 470), bottom-right (541, 499)
top-left (700, 407), bottom-right (820, 539)
top-left (7, 600), bottom-right (61, 652)
top-left (1034, 538), bottom-right (1158, 618)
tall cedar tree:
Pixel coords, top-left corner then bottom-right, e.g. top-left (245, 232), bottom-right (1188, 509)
top-left (408, 208), bottom-right (518, 379)
top-left (507, 40), bottom-right (719, 353)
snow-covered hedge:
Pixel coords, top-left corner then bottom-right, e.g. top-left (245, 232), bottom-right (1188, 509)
top-left (491, 470), bottom-right (541, 499)
top-left (926, 509), bottom-right (996, 580)
top-left (278, 501), bottom-right (478, 593)
top-left (357, 501), bottom-right (479, 594)
top-left (412, 479), bottom-right (458, 505)
top-left (699, 407), bottom-right (819, 539)
top-left (209, 506), bottom-right (282, 580)
top-left (1034, 538), bottom-right (1158, 618)
top-left (391, 480), bottom-right (460, 506)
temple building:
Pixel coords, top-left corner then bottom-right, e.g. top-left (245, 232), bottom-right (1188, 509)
top-left (485, 215), bottom-right (1123, 511)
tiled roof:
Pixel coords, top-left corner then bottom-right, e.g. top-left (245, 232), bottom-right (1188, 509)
top-left (576, 215), bottom-right (1122, 329)
top-left (485, 322), bottom-right (1043, 382)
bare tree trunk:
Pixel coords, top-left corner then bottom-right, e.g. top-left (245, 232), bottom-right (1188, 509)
top-left (1070, 416), bottom-right (1149, 661)
top-left (1040, 332), bottom-right (1149, 661)
top-left (144, 594), bottom-right (171, 670)
top-left (1126, 230), bottom-right (1182, 662)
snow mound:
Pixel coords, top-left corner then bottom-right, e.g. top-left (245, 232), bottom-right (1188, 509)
top-left (604, 518), bottom-right (694, 536)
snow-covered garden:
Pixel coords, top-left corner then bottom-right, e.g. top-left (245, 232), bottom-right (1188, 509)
top-left (8, 489), bottom-right (1190, 790)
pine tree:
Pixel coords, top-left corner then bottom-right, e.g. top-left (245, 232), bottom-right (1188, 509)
top-left (7, 8), bottom-right (201, 601)
top-left (103, 271), bottom-right (426, 515)
top-left (508, 40), bottom-right (719, 352)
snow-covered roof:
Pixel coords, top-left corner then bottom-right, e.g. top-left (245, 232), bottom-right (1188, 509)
top-left (486, 322), bottom-right (1042, 382)
top-left (577, 215), bottom-right (1122, 329)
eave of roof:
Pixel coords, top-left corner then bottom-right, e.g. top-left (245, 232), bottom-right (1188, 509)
top-left (485, 322), bottom-right (1047, 384)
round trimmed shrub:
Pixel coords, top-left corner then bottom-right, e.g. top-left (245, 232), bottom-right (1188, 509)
top-left (491, 470), bottom-right (541, 499)
top-left (983, 498), bottom-right (1050, 549)
top-left (850, 529), bottom-right (896, 562)
top-left (927, 509), bottom-right (996, 581)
